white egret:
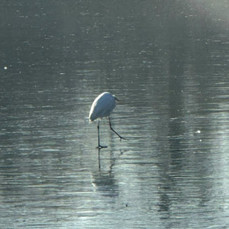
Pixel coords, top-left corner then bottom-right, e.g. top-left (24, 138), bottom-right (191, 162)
top-left (89, 92), bottom-right (125, 149)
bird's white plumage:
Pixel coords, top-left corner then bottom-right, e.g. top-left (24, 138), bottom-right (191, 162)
top-left (89, 92), bottom-right (116, 122)
top-left (89, 92), bottom-right (124, 148)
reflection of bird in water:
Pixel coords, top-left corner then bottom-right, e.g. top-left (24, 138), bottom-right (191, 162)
top-left (92, 170), bottom-right (119, 198)
top-left (92, 155), bottom-right (119, 198)
top-left (89, 92), bottom-right (125, 149)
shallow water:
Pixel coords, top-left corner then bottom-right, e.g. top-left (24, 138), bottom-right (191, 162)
top-left (0, 1), bottom-right (229, 228)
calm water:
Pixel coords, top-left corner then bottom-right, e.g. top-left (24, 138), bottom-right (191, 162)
top-left (1, 1), bottom-right (229, 228)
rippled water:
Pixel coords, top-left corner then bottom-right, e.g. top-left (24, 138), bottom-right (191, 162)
top-left (1, 1), bottom-right (229, 228)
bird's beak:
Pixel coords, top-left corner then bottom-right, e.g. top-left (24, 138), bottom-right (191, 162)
top-left (115, 97), bottom-right (120, 102)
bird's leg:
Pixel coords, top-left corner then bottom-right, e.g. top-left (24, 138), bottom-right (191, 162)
top-left (97, 121), bottom-right (100, 147)
top-left (97, 121), bottom-right (107, 149)
top-left (108, 117), bottom-right (125, 141)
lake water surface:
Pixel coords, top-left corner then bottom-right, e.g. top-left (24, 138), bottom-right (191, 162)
top-left (0, 1), bottom-right (229, 228)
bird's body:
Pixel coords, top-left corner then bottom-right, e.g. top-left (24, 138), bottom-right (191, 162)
top-left (89, 92), bottom-right (125, 149)
top-left (89, 92), bottom-right (116, 122)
